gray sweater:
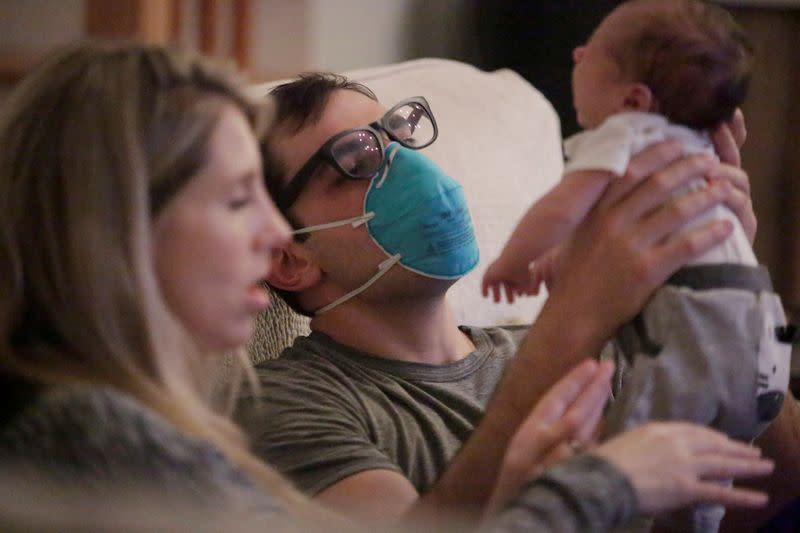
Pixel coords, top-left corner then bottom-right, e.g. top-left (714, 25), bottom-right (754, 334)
top-left (0, 383), bottom-right (637, 532)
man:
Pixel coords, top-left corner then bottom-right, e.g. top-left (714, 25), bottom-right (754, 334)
top-left (236, 73), bottom-right (794, 526)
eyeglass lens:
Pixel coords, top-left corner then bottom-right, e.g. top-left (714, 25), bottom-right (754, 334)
top-left (330, 101), bottom-right (435, 180)
top-left (330, 130), bottom-right (383, 179)
top-left (383, 101), bottom-right (435, 148)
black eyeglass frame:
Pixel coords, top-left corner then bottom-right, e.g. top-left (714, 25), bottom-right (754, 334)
top-left (275, 96), bottom-right (438, 210)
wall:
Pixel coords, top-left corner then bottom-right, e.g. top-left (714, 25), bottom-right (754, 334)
top-left (0, 0), bottom-right (84, 49)
top-left (0, 0), bottom-right (474, 81)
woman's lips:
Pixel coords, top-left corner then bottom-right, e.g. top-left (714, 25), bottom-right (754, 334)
top-left (246, 282), bottom-right (270, 312)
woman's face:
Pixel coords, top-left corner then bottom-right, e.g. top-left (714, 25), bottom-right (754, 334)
top-left (153, 104), bottom-right (291, 352)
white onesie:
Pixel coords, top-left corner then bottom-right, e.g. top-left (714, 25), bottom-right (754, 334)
top-left (564, 111), bottom-right (757, 266)
top-left (565, 112), bottom-right (792, 533)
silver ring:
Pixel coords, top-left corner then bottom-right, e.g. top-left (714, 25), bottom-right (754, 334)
top-left (568, 439), bottom-right (584, 454)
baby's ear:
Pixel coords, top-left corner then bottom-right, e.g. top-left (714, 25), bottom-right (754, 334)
top-left (266, 241), bottom-right (321, 292)
top-left (622, 83), bottom-right (653, 113)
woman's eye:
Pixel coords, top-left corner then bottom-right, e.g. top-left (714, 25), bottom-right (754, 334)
top-left (228, 195), bottom-right (251, 209)
top-left (227, 184), bottom-right (253, 209)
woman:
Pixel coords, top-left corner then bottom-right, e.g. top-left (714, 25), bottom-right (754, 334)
top-left (0, 42), bottom-right (772, 532)
top-left (0, 42), bottom-right (306, 529)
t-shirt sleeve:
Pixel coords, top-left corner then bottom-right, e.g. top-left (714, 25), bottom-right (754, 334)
top-left (484, 454), bottom-right (638, 533)
top-left (237, 362), bottom-right (403, 495)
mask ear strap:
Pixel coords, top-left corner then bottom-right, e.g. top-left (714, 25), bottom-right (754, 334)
top-left (292, 212), bottom-right (375, 235)
top-left (314, 254), bottom-right (401, 315)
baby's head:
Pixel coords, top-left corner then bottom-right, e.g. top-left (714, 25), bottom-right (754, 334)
top-left (572, 0), bottom-right (752, 130)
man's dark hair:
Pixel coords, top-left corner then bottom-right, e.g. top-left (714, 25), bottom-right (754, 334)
top-left (610, 0), bottom-right (753, 130)
top-left (261, 73), bottom-right (377, 316)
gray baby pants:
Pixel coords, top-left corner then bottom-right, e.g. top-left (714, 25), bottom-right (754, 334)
top-left (605, 264), bottom-right (793, 533)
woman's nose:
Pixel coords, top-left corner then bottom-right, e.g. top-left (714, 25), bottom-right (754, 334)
top-left (572, 46), bottom-right (586, 64)
top-left (258, 193), bottom-right (292, 253)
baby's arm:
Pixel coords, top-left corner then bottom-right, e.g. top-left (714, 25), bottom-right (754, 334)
top-left (482, 171), bottom-right (612, 303)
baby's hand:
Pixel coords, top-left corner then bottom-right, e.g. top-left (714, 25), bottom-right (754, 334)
top-left (482, 256), bottom-right (542, 304)
top-left (529, 246), bottom-right (562, 294)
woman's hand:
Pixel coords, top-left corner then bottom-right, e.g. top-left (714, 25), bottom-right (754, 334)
top-left (593, 422), bottom-right (774, 514)
top-left (485, 359), bottom-right (614, 516)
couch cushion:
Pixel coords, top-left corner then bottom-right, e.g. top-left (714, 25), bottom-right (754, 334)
top-left (248, 58), bottom-right (563, 361)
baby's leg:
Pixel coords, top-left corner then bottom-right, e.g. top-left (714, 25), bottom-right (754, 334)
top-left (605, 265), bottom-right (792, 533)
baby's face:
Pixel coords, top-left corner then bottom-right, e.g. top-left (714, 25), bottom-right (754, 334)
top-left (571, 17), bottom-right (628, 129)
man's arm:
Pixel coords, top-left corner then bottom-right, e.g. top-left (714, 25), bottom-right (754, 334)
top-left (721, 392), bottom-right (800, 531)
top-left (317, 143), bottom-right (746, 523)
top-left (318, 360), bottom-right (614, 526)
top-left (418, 145), bottom-right (738, 514)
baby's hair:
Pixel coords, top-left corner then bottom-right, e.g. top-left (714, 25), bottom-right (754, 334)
top-left (609, 0), bottom-right (752, 130)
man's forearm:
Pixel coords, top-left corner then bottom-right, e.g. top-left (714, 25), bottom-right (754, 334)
top-left (721, 392), bottom-right (800, 531)
top-left (414, 297), bottom-right (606, 519)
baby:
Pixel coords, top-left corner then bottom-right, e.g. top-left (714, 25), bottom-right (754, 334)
top-left (483, 1), bottom-right (793, 531)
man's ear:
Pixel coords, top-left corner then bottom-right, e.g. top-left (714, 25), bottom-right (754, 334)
top-left (621, 83), bottom-right (653, 112)
top-left (266, 241), bottom-right (322, 292)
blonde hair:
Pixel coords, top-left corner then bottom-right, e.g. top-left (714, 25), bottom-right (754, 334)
top-left (0, 42), bottom-right (329, 526)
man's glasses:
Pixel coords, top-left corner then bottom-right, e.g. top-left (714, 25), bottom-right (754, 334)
top-left (276, 96), bottom-right (438, 210)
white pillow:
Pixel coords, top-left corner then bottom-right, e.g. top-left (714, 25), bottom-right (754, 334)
top-left (248, 58), bottom-right (563, 359)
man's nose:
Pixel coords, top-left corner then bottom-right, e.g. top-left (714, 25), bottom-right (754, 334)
top-left (572, 46), bottom-right (586, 64)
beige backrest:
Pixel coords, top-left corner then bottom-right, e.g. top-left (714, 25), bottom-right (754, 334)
top-left (247, 58), bottom-right (563, 363)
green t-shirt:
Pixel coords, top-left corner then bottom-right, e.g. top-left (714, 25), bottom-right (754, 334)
top-left (236, 325), bottom-right (526, 495)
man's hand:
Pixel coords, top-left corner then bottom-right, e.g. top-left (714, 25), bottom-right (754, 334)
top-left (544, 142), bottom-right (737, 352)
top-left (711, 108), bottom-right (757, 243)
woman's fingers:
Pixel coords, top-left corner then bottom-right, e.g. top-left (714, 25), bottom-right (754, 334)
top-left (488, 419), bottom-right (578, 515)
top-left (678, 424), bottom-right (763, 456)
top-left (694, 454), bottom-right (774, 481)
top-left (563, 360), bottom-right (614, 444)
top-left (529, 359), bottom-right (602, 423)
top-left (688, 482), bottom-right (768, 509)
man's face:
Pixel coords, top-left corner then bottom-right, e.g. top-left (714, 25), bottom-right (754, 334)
top-left (271, 89), bottom-right (386, 228)
top-left (269, 89), bottom-right (454, 307)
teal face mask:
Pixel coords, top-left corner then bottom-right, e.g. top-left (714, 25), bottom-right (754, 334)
top-left (365, 144), bottom-right (479, 278)
top-left (294, 143), bottom-right (479, 314)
